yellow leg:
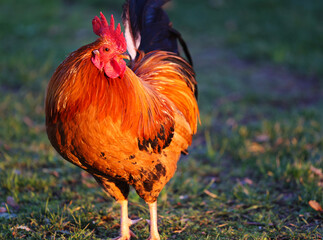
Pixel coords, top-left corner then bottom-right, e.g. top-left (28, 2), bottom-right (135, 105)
top-left (147, 201), bottom-right (160, 240)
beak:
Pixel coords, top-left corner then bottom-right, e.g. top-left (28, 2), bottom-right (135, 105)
top-left (119, 53), bottom-right (130, 61)
top-left (93, 49), bottom-right (100, 56)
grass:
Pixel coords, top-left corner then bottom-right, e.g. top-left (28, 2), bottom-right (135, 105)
top-left (0, 0), bottom-right (323, 239)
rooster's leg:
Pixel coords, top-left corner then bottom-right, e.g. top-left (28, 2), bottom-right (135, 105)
top-left (147, 201), bottom-right (160, 240)
top-left (113, 200), bottom-right (141, 240)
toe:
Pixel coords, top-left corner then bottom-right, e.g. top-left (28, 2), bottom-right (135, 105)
top-left (129, 218), bottom-right (142, 226)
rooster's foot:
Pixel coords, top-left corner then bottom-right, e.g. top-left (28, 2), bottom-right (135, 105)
top-left (111, 229), bottom-right (137, 240)
top-left (112, 218), bottom-right (142, 240)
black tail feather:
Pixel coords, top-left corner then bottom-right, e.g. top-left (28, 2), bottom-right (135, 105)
top-left (122, 0), bottom-right (193, 66)
top-left (169, 28), bottom-right (193, 66)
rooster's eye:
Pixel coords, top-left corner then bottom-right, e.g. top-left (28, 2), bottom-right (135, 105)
top-left (105, 48), bottom-right (110, 52)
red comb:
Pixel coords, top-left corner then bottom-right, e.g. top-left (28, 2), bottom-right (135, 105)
top-left (92, 12), bottom-right (126, 51)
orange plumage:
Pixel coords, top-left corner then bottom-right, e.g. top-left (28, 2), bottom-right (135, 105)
top-left (45, 2), bottom-right (199, 239)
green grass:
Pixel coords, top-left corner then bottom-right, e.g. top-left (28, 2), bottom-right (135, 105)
top-left (1, 0), bottom-right (323, 239)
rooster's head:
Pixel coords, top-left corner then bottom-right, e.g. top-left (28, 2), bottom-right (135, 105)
top-left (91, 12), bottom-right (129, 79)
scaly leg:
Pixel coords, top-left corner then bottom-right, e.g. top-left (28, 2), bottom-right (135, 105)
top-left (113, 200), bottom-right (141, 240)
top-left (147, 201), bottom-right (160, 240)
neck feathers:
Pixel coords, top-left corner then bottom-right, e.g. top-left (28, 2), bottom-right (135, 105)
top-left (46, 49), bottom-right (198, 152)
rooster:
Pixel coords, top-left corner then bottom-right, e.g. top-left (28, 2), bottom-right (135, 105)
top-left (45, 0), bottom-right (199, 239)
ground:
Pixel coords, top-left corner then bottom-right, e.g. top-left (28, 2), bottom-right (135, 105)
top-left (0, 0), bottom-right (323, 239)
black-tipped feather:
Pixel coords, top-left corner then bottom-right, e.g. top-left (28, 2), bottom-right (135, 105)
top-left (122, 0), bottom-right (193, 66)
